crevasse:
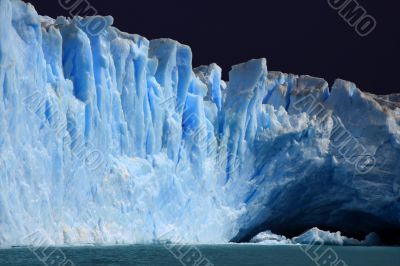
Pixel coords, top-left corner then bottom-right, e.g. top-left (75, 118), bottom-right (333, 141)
top-left (0, 0), bottom-right (399, 246)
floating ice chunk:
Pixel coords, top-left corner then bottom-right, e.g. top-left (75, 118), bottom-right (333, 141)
top-left (250, 231), bottom-right (294, 245)
top-left (292, 228), bottom-right (361, 246)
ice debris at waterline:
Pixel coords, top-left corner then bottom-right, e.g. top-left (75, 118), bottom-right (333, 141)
top-left (249, 228), bottom-right (381, 246)
top-left (0, 0), bottom-right (399, 247)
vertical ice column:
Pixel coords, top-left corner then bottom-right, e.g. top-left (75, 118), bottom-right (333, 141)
top-left (221, 58), bottom-right (268, 183)
top-left (149, 39), bottom-right (192, 162)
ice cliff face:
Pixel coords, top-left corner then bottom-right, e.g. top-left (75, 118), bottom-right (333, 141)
top-left (0, 0), bottom-right (399, 246)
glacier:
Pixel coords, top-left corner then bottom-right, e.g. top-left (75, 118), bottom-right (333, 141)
top-left (0, 0), bottom-right (400, 247)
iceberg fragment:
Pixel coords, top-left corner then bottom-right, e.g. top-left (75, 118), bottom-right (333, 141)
top-left (251, 228), bottom-right (380, 246)
top-left (250, 231), bottom-right (293, 245)
top-left (292, 227), bottom-right (361, 246)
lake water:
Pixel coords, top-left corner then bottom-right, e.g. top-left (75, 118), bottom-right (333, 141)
top-left (0, 244), bottom-right (399, 266)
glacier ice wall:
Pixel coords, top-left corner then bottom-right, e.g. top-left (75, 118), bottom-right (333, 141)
top-left (0, 0), bottom-right (399, 246)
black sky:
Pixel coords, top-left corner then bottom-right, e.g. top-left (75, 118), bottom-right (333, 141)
top-left (28, 0), bottom-right (399, 95)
